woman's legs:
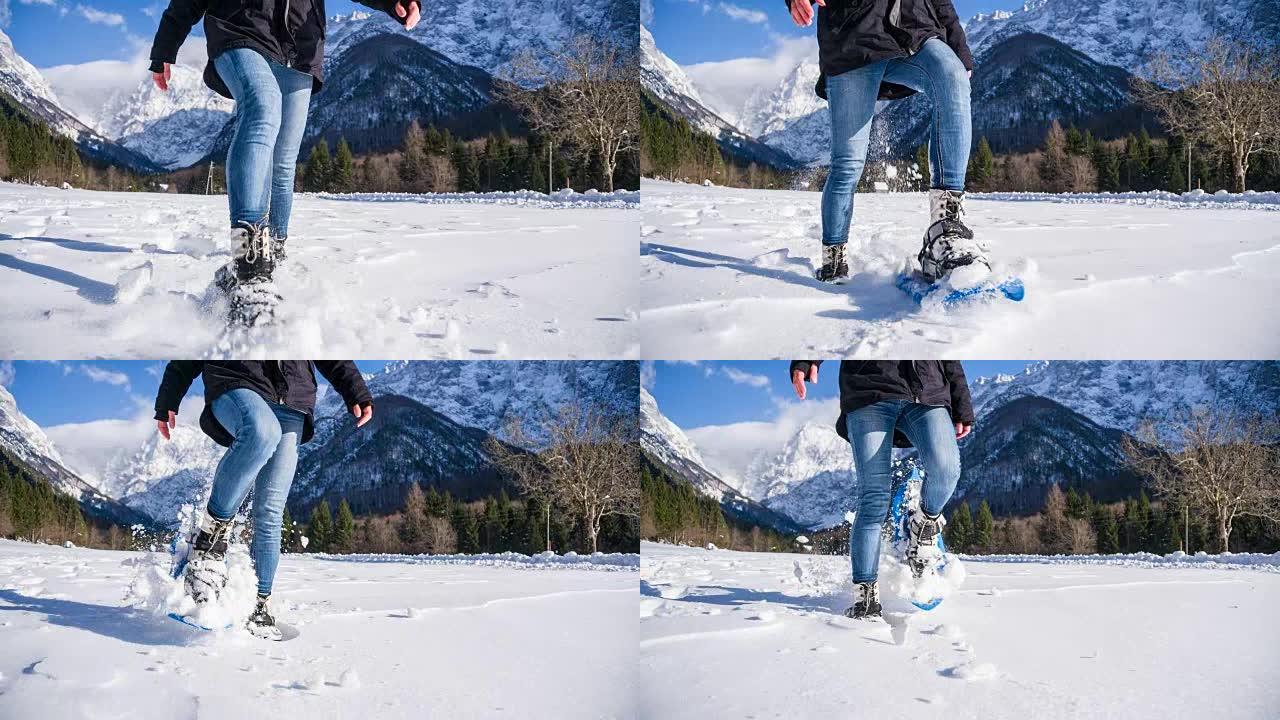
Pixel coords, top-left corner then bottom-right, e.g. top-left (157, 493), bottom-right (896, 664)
top-left (213, 49), bottom-right (285, 230)
top-left (248, 404), bottom-right (305, 596)
top-left (897, 403), bottom-right (962, 516)
top-left (267, 66), bottom-right (313, 242)
top-left (882, 39), bottom-right (972, 191)
top-left (845, 400), bottom-right (907, 582)
top-left (821, 63), bottom-right (886, 246)
top-left (207, 389), bottom-right (284, 522)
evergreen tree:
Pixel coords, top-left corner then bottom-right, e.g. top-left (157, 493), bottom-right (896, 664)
top-left (968, 137), bottom-right (995, 191)
top-left (1093, 143), bottom-right (1121, 192)
top-left (303, 141), bottom-right (332, 192)
top-left (451, 505), bottom-right (480, 553)
top-left (1093, 504), bottom-right (1120, 554)
top-left (946, 501), bottom-right (973, 552)
top-left (973, 500), bottom-right (995, 551)
top-left (1065, 487), bottom-right (1089, 519)
top-left (453, 142), bottom-right (481, 192)
top-left (333, 499), bottom-right (355, 552)
top-left (332, 137), bottom-right (355, 193)
top-left (1164, 136), bottom-right (1188, 193)
top-left (1065, 125), bottom-right (1087, 155)
top-left (308, 500), bottom-right (333, 552)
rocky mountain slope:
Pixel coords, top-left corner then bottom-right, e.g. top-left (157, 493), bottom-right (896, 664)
top-left (0, 28), bottom-right (161, 173)
top-left (0, 384), bottom-right (146, 526)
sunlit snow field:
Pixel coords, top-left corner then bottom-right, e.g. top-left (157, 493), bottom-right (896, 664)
top-left (0, 540), bottom-right (638, 719)
top-left (640, 180), bottom-right (1280, 359)
top-left (0, 183), bottom-right (639, 359)
top-left (640, 542), bottom-right (1280, 719)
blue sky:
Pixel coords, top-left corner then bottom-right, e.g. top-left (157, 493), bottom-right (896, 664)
top-left (2, 0), bottom-right (375, 67)
top-left (648, 360), bottom-right (1034, 429)
top-left (645, 0), bottom-right (1024, 66)
top-left (1, 360), bottom-right (388, 427)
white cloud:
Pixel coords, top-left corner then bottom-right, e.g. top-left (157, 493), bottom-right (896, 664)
top-left (685, 34), bottom-right (817, 122)
top-left (0, 361), bottom-right (15, 387)
top-left (687, 396), bottom-right (840, 488)
top-left (641, 361), bottom-right (656, 390)
top-left (76, 3), bottom-right (124, 27)
top-left (41, 40), bottom-right (208, 128)
top-left (46, 395), bottom-right (204, 485)
top-left (721, 366), bottom-right (770, 389)
top-left (718, 2), bottom-right (768, 24)
top-left (17, 0), bottom-right (58, 5)
top-left (641, 0), bottom-right (653, 27)
top-left (141, 2), bottom-right (163, 18)
top-left (0, 0), bottom-right (10, 29)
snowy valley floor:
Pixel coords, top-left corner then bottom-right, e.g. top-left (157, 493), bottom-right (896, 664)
top-left (0, 540), bottom-right (638, 719)
top-left (640, 542), bottom-right (1280, 720)
top-left (640, 180), bottom-right (1280, 358)
top-left (0, 184), bottom-right (638, 358)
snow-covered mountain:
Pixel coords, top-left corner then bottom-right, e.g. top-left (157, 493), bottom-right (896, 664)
top-left (641, 387), bottom-right (804, 533)
top-left (879, 32), bottom-right (1136, 153)
top-left (87, 65), bottom-right (233, 171)
top-left (963, 0), bottom-right (1279, 77)
top-left (746, 422), bottom-right (854, 531)
top-left (0, 28), bottom-right (159, 172)
top-left (0, 384), bottom-right (146, 526)
top-left (310, 361), bottom-right (638, 453)
top-left (640, 25), bottom-right (801, 169)
top-left (97, 426), bottom-right (223, 528)
top-left (968, 361), bottom-right (1280, 439)
top-left (326, 0), bottom-right (638, 81)
top-left (303, 34), bottom-right (493, 150)
top-left (739, 60), bottom-right (823, 141)
top-left (956, 395), bottom-right (1141, 514)
top-left (292, 394), bottom-right (515, 515)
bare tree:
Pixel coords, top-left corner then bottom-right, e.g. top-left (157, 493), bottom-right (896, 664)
top-left (1126, 409), bottom-right (1280, 552)
top-left (489, 418), bottom-right (559, 552)
top-left (424, 516), bottom-right (457, 554)
top-left (501, 35), bottom-right (639, 192)
top-left (1133, 38), bottom-right (1280, 192)
top-left (490, 404), bottom-right (640, 554)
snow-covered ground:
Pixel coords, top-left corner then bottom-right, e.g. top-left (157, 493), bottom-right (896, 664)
top-left (0, 183), bottom-right (638, 359)
top-left (0, 540), bottom-right (637, 719)
top-left (640, 542), bottom-right (1280, 719)
top-left (640, 180), bottom-right (1280, 358)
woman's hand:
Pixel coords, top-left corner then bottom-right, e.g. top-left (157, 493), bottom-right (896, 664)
top-left (791, 364), bottom-right (819, 400)
top-left (955, 422), bottom-right (972, 440)
top-left (152, 63), bottom-right (171, 92)
top-left (393, 1), bottom-right (421, 30)
top-left (157, 411), bottom-right (176, 440)
top-left (351, 403), bottom-right (374, 428)
top-left (790, 0), bottom-right (825, 27)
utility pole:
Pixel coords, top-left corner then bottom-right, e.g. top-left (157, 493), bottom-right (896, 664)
top-left (547, 141), bottom-right (553, 193)
top-left (1184, 504), bottom-right (1189, 553)
top-left (206, 162), bottom-right (214, 195)
top-left (1186, 141), bottom-right (1191, 192)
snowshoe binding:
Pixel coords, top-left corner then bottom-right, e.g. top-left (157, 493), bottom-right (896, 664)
top-left (246, 594), bottom-right (284, 641)
top-left (183, 511), bottom-right (232, 604)
top-left (216, 222), bottom-right (281, 327)
top-left (815, 243), bottom-right (850, 284)
top-left (918, 189), bottom-right (988, 283)
top-left (271, 234), bottom-right (287, 263)
top-left (844, 581), bottom-right (882, 620)
top-left (906, 507), bottom-right (946, 579)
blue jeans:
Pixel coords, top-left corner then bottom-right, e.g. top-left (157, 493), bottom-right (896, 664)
top-left (845, 400), bottom-right (961, 583)
top-left (213, 48), bottom-right (313, 240)
top-left (821, 38), bottom-right (972, 245)
top-left (208, 388), bottom-right (306, 596)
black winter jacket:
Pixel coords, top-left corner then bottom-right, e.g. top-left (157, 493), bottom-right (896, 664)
top-left (148, 0), bottom-right (416, 99)
top-left (154, 361), bottom-right (373, 447)
top-left (789, 360), bottom-right (974, 445)
top-left (785, 0), bottom-right (973, 101)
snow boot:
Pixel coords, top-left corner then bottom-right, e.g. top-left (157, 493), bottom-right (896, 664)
top-left (183, 511), bottom-right (232, 604)
top-left (815, 243), bottom-right (850, 283)
top-left (844, 581), bottom-right (882, 620)
top-left (246, 594), bottom-right (283, 641)
top-left (918, 189), bottom-right (989, 283)
top-left (906, 507), bottom-right (946, 578)
top-left (215, 222), bottom-right (281, 326)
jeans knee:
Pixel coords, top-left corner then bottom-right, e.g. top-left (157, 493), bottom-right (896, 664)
top-left (826, 157), bottom-right (864, 189)
top-left (236, 421), bottom-right (282, 460)
top-left (238, 93), bottom-right (283, 139)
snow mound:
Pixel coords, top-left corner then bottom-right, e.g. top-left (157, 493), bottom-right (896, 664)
top-left (312, 550), bottom-right (640, 571)
top-left (964, 551), bottom-right (1280, 572)
top-left (315, 188), bottom-right (640, 209)
top-left (976, 189), bottom-right (1280, 211)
